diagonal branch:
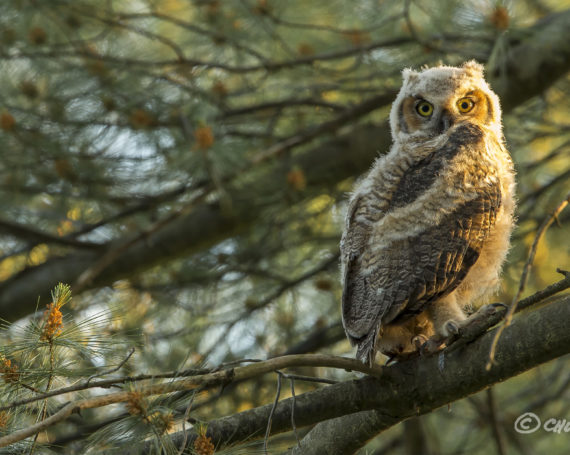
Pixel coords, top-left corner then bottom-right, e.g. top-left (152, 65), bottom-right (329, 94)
top-left (283, 295), bottom-right (570, 455)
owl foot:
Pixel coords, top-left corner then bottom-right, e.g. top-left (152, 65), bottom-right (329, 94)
top-left (477, 302), bottom-right (508, 316)
top-left (438, 303), bottom-right (509, 352)
top-left (443, 320), bottom-right (461, 336)
top-left (412, 334), bottom-right (428, 350)
top-left (408, 303), bottom-right (508, 357)
top-left (455, 303), bottom-right (507, 332)
top-left (412, 334), bottom-right (445, 355)
top-left (422, 338), bottom-right (446, 355)
top-left (440, 303), bottom-right (506, 338)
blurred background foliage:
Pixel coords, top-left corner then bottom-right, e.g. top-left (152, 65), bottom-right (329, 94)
top-left (0, 0), bottom-right (568, 453)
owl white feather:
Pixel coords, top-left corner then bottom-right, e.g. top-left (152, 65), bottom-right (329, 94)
top-left (340, 61), bottom-right (516, 365)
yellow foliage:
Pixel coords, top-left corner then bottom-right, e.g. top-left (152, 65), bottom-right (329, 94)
top-left (0, 255), bottom-right (27, 281)
top-left (27, 244), bottom-right (49, 266)
top-left (0, 355), bottom-right (19, 383)
top-left (236, 401), bottom-right (253, 412)
top-left (193, 434), bottom-right (215, 455)
top-left (321, 90), bottom-right (340, 102)
top-left (67, 207), bottom-right (81, 221)
top-left (41, 302), bottom-right (64, 341)
top-left (534, 231), bottom-right (569, 287)
top-left (154, 0), bottom-right (190, 15)
top-left (57, 219), bottom-right (74, 236)
top-left (307, 194), bottom-right (333, 214)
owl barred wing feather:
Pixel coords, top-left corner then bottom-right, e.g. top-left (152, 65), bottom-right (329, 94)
top-left (342, 185), bottom-right (502, 364)
top-left (340, 195), bottom-right (386, 337)
top-left (341, 126), bottom-right (503, 365)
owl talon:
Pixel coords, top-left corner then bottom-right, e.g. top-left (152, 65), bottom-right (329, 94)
top-left (384, 354), bottom-right (398, 366)
top-left (483, 302), bottom-right (508, 314)
top-left (421, 338), bottom-right (445, 355)
top-left (443, 320), bottom-right (461, 337)
top-left (412, 334), bottom-right (429, 350)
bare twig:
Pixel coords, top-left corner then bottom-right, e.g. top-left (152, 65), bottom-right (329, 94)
top-left (486, 388), bottom-right (507, 455)
top-left (177, 388), bottom-right (200, 455)
top-left (264, 372), bottom-right (283, 454)
top-left (516, 268), bottom-right (570, 311)
top-left (272, 370), bottom-right (304, 447)
top-left (288, 376), bottom-right (301, 448)
top-left (86, 347), bottom-right (135, 385)
top-left (487, 193), bottom-right (570, 369)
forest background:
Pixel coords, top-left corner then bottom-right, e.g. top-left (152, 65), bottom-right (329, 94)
top-left (0, 1), bottom-right (569, 454)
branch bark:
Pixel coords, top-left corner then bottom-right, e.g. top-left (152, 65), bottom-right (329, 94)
top-left (1, 9), bottom-right (569, 319)
top-left (156, 294), bottom-right (570, 454)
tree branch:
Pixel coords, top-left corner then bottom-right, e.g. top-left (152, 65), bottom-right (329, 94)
top-left (158, 295), bottom-right (570, 454)
top-left (0, 219), bottom-right (103, 250)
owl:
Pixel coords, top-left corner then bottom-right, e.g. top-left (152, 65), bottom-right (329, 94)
top-left (341, 61), bottom-right (516, 365)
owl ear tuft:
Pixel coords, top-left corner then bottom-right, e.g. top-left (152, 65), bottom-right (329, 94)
top-left (402, 68), bottom-right (419, 83)
top-left (462, 60), bottom-right (484, 76)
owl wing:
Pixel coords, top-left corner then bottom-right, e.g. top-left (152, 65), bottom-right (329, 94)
top-left (341, 192), bottom-right (390, 351)
top-left (342, 182), bottom-right (502, 364)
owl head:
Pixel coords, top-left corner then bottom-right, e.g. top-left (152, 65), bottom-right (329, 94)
top-left (389, 61), bottom-right (502, 142)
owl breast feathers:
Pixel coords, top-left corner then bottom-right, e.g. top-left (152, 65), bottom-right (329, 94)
top-left (340, 61), bottom-right (516, 365)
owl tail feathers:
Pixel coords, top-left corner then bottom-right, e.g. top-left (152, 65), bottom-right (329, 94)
top-left (355, 331), bottom-right (378, 367)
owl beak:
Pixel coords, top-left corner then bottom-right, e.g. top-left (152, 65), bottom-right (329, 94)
top-left (437, 110), bottom-right (454, 134)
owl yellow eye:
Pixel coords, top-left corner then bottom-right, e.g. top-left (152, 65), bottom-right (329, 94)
top-left (416, 101), bottom-right (433, 117)
top-left (457, 97), bottom-right (475, 113)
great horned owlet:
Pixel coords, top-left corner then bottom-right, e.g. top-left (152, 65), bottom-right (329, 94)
top-left (341, 61), bottom-right (516, 365)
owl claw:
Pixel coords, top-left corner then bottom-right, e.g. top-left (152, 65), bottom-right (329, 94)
top-left (410, 334), bottom-right (445, 356)
top-left (443, 320), bottom-right (461, 337)
top-left (421, 338), bottom-right (445, 355)
top-left (412, 334), bottom-right (428, 350)
top-left (482, 302), bottom-right (508, 314)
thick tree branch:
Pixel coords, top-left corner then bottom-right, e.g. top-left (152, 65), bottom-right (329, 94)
top-left (1, 9), bottom-right (569, 319)
top-left (159, 295), bottom-right (570, 454)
